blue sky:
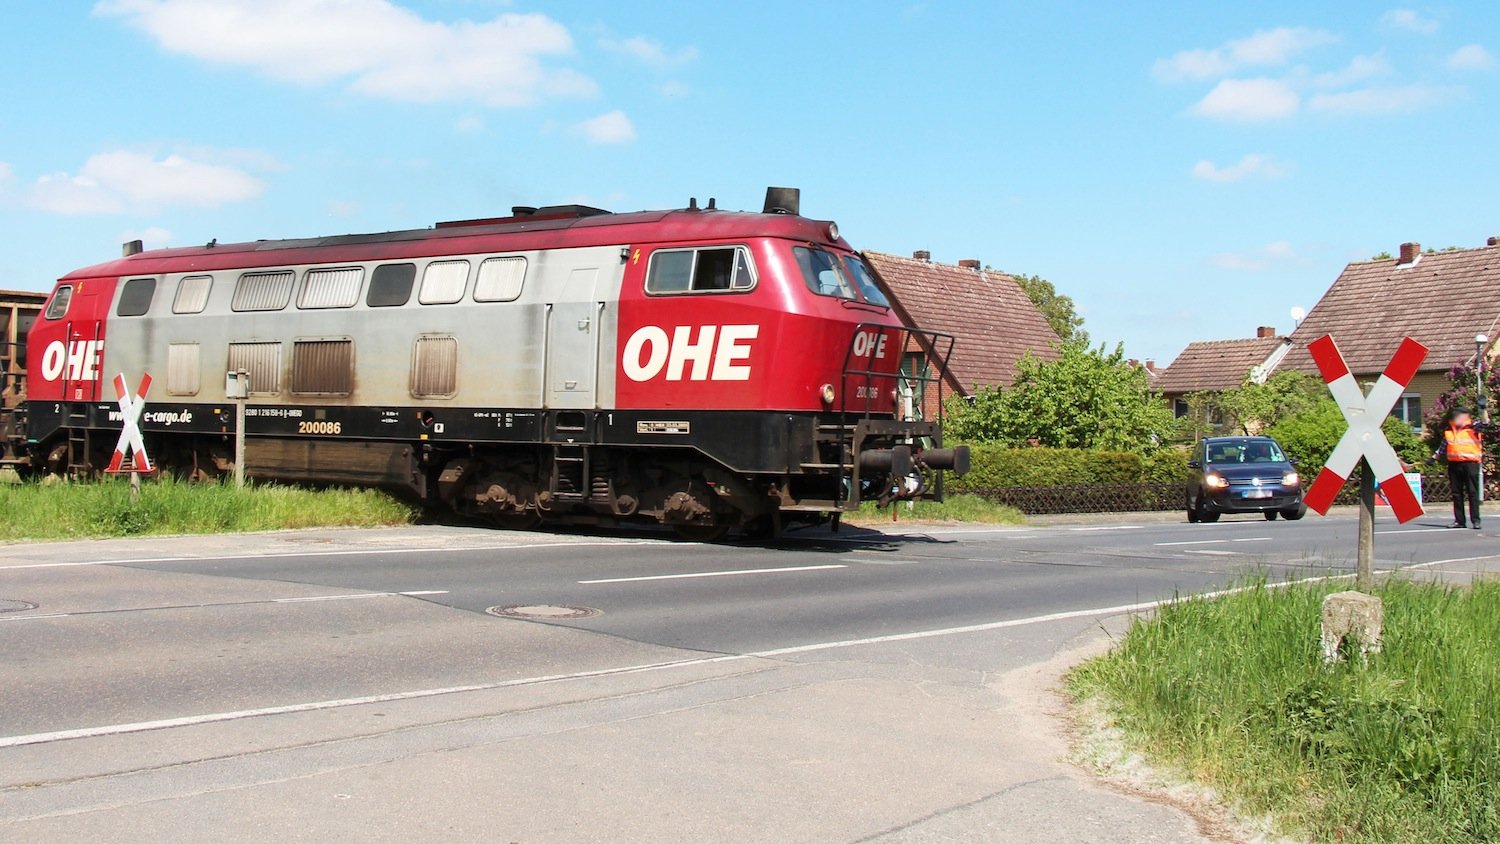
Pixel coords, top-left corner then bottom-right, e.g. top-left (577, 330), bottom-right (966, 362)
top-left (2, 2), bottom-right (1496, 366)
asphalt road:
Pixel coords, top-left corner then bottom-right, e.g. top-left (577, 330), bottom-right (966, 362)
top-left (1, 509), bottom-right (1495, 842)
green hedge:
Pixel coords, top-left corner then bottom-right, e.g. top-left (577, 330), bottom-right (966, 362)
top-left (949, 445), bottom-right (1153, 491)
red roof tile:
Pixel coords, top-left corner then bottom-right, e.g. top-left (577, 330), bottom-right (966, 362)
top-left (863, 252), bottom-right (1060, 392)
top-left (1155, 336), bottom-right (1288, 395)
top-left (1280, 246), bottom-right (1500, 376)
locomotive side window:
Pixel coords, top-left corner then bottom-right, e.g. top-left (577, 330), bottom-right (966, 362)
top-left (410, 334), bottom-right (458, 398)
top-left (419, 260), bottom-right (470, 305)
top-left (232, 270), bottom-right (295, 312)
top-left (474, 257), bottom-right (527, 302)
top-left (173, 275), bottom-right (213, 314)
top-left (645, 247), bottom-right (756, 295)
top-left (298, 267), bottom-right (363, 309)
top-left (794, 247), bottom-right (856, 300)
top-left (44, 286), bottom-right (73, 320)
top-left (227, 342), bottom-right (282, 395)
top-left (166, 343), bottom-right (201, 396)
top-left (291, 339), bottom-right (354, 396)
top-left (367, 263), bottom-right (416, 307)
top-left (116, 278), bottom-right (157, 317)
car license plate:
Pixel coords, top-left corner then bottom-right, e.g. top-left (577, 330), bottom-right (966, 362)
top-left (1242, 489), bottom-right (1273, 499)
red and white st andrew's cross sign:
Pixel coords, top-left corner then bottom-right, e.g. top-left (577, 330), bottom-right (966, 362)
top-left (106, 372), bottom-right (154, 474)
top-left (1301, 334), bottom-right (1427, 523)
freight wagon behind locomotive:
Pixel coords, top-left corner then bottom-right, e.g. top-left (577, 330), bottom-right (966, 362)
top-left (7, 188), bottom-right (968, 538)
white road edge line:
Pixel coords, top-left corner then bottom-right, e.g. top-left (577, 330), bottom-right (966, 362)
top-left (0, 541), bottom-right (680, 571)
top-left (0, 573), bottom-right (1344, 750)
top-left (579, 565), bottom-right (846, 585)
top-left (1155, 539), bottom-right (1227, 547)
top-left (0, 591), bottom-right (449, 620)
top-left (1068, 525), bottom-right (1143, 532)
top-left (273, 591), bottom-right (449, 604)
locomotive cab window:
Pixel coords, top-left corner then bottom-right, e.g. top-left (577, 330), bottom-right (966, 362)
top-left (173, 275), bottom-right (213, 314)
top-left (367, 263), bottom-right (416, 307)
top-left (116, 278), bottom-right (157, 317)
top-left (794, 247), bottom-right (856, 300)
top-left (841, 255), bottom-right (890, 307)
top-left (44, 286), bottom-right (73, 320)
top-left (646, 246), bottom-right (755, 295)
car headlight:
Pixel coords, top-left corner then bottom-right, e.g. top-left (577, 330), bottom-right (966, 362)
top-left (1205, 473), bottom-right (1229, 489)
top-left (1282, 471), bottom-right (1300, 487)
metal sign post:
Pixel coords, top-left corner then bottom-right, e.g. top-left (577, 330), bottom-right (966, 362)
top-left (1301, 335), bottom-right (1429, 589)
top-left (226, 370), bottom-right (249, 489)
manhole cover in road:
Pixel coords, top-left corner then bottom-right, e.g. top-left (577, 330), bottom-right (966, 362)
top-left (486, 604), bottom-right (602, 620)
top-left (0, 599), bottom-right (38, 614)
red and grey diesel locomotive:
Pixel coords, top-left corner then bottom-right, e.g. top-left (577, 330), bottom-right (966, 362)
top-left (2, 188), bottom-right (968, 538)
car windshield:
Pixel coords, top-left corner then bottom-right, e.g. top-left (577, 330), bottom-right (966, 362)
top-left (1208, 439), bottom-right (1286, 464)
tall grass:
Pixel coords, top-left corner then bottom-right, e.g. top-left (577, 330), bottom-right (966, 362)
top-left (0, 476), bottom-right (417, 541)
top-left (1069, 579), bottom-right (1500, 843)
top-left (849, 493), bottom-right (1025, 525)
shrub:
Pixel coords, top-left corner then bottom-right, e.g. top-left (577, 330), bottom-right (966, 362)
top-left (949, 444), bottom-right (1145, 491)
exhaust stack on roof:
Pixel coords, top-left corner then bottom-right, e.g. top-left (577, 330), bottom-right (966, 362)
top-left (762, 186), bottom-right (800, 216)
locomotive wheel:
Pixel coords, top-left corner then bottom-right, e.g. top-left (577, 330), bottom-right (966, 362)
top-left (672, 524), bottom-right (731, 543)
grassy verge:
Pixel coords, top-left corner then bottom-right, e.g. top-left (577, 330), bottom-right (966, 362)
top-left (0, 476), bottom-right (418, 541)
top-left (1068, 579), bottom-right (1500, 844)
top-left (846, 493), bottom-right (1025, 526)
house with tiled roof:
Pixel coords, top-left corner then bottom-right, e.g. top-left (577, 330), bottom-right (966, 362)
top-left (1276, 239), bottom-right (1500, 430)
top-left (864, 251), bottom-right (1061, 419)
top-left (1156, 327), bottom-right (1292, 418)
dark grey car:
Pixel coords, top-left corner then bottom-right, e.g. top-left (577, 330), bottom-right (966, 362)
top-left (1186, 436), bottom-right (1307, 523)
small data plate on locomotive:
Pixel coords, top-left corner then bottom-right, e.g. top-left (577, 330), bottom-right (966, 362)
top-left (637, 420), bottom-right (691, 435)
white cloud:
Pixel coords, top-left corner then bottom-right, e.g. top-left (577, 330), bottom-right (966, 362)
top-left (26, 150), bottom-right (267, 215)
top-left (574, 110), bottom-right (636, 144)
top-left (1191, 153), bottom-right (1290, 183)
top-left (95, 0), bottom-right (597, 107)
top-left (454, 114), bottom-right (485, 134)
top-left (1192, 78), bottom-right (1301, 121)
top-left (1447, 44), bottom-right (1496, 71)
top-left (1307, 84), bottom-right (1460, 115)
top-left (1381, 9), bottom-right (1438, 33)
top-left (1314, 52), bottom-right (1391, 88)
top-left (118, 226), bottom-right (174, 248)
top-left (1154, 27), bottom-right (1337, 81)
top-left (600, 35), bottom-right (697, 69)
top-left (1211, 240), bottom-right (1301, 271)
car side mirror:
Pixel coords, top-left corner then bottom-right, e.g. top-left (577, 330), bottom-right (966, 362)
top-left (1187, 460), bottom-right (1201, 469)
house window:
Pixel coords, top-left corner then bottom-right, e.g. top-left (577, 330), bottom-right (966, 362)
top-left (899, 352), bottom-right (930, 421)
top-left (1173, 399), bottom-right (1190, 419)
top-left (1393, 394), bottom-right (1422, 431)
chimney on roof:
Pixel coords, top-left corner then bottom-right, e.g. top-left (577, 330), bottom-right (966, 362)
top-left (1398, 241), bottom-right (1421, 264)
top-left (1145, 359), bottom-right (1156, 370)
top-left (1256, 325), bottom-right (1277, 338)
top-left (958, 259), bottom-right (981, 270)
top-left (1488, 236), bottom-right (1499, 247)
top-left (913, 250), bottom-right (931, 261)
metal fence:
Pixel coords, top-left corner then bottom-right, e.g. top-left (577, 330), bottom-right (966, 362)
top-left (964, 474), bottom-right (1493, 516)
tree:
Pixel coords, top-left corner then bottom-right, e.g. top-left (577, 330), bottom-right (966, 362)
top-left (1006, 272), bottom-right (1087, 344)
top-left (1265, 397), bottom-right (1426, 470)
top-left (947, 339), bottom-right (1175, 453)
top-left (1214, 370), bottom-right (1328, 435)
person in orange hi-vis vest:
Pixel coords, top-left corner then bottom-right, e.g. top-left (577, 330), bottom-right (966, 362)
top-left (1436, 408), bottom-right (1483, 529)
